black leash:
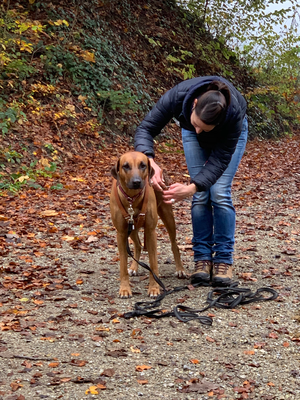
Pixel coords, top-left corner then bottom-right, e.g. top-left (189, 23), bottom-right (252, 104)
top-left (123, 223), bottom-right (278, 325)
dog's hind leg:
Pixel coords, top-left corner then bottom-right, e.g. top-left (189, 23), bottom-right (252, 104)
top-left (157, 202), bottom-right (187, 278)
top-left (128, 229), bottom-right (142, 276)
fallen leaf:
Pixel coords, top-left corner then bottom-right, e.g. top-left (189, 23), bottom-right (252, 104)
top-left (244, 350), bottom-right (255, 355)
top-left (62, 235), bottom-right (75, 241)
top-left (40, 210), bottom-right (58, 217)
top-left (86, 235), bottom-right (98, 243)
top-left (85, 385), bottom-right (99, 395)
top-left (253, 342), bottom-right (266, 349)
top-left (268, 332), bottom-right (279, 339)
top-left (130, 346), bottom-right (141, 353)
top-left (131, 328), bottom-right (142, 337)
top-left (10, 381), bottom-right (23, 391)
top-left (48, 362), bottom-right (60, 368)
top-left (101, 368), bottom-right (115, 377)
top-left (95, 327), bottom-right (110, 331)
top-left (70, 359), bottom-right (87, 367)
top-left (135, 365), bottom-right (152, 372)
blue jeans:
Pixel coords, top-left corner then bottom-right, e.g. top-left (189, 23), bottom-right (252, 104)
top-left (182, 117), bottom-right (248, 264)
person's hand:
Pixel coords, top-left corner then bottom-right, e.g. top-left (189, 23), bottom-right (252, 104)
top-left (163, 183), bottom-right (197, 204)
top-left (149, 158), bottom-right (167, 192)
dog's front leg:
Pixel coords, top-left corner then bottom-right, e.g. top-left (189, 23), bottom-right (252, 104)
top-left (145, 230), bottom-right (160, 298)
top-left (117, 231), bottom-right (132, 298)
top-left (128, 229), bottom-right (141, 276)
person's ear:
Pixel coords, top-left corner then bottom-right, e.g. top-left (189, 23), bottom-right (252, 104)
top-left (192, 99), bottom-right (197, 111)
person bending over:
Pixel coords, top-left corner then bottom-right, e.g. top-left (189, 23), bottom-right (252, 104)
top-left (134, 76), bottom-right (248, 286)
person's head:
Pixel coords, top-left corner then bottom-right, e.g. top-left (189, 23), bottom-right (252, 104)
top-left (191, 80), bottom-right (231, 134)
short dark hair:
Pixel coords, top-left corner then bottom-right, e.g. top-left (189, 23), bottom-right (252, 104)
top-left (194, 80), bottom-right (231, 125)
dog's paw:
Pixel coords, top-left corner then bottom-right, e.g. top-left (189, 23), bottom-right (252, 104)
top-left (119, 287), bottom-right (132, 298)
top-left (175, 269), bottom-right (188, 279)
top-left (148, 286), bottom-right (160, 298)
top-left (128, 267), bottom-right (137, 276)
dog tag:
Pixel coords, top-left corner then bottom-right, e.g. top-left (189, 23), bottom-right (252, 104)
top-left (128, 204), bottom-right (135, 230)
top-left (128, 204), bottom-right (135, 222)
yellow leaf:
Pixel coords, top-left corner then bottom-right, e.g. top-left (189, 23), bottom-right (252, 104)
top-left (78, 95), bottom-right (87, 102)
top-left (39, 157), bottom-right (50, 168)
top-left (18, 175), bottom-right (29, 183)
top-left (80, 50), bottom-right (95, 63)
top-left (20, 298), bottom-right (29, 302)
top-left (54, 19), bottom-right (69, 27)
top-left (17, 40), bottom-right (33, 53)
top-left (29, 0), bottom-right (36, 4)
top-left (71, 177), bottom-right (86, 182)
top-left (85, 386), bottom-right (99, 395)
top-left (95, 326), bottom-right (110, 332)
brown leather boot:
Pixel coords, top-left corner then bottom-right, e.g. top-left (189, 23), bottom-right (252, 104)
top-left (190, 260), bottom-right (212, 285)
top-left (212, 263), bottom-right (233, 286)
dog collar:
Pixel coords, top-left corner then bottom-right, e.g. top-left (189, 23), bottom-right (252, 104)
top-left (117, 183), bottom-right (145, 204)
top-left (113, 180), bottom-right (149, 231)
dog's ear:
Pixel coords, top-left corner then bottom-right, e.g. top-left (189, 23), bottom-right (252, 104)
top-left (148, 157), bottom-right (155, 181)
top-left (111, 159), bottom-right (120, 179)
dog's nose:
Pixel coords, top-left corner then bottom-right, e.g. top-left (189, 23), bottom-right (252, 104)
top-left (131, 177), bottom-right (142, 189)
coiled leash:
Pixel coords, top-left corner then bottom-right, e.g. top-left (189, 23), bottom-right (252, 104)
top-left (123, 222), bottom-right (278, 325)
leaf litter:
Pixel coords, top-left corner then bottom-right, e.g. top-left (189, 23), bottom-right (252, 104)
top-left (1, 135), bottom-right (300, 398)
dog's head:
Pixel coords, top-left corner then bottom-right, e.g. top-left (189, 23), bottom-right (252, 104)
top-left (111, 151), bottom-right (154, 190)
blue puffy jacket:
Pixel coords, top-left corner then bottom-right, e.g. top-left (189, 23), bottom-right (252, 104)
top-left (134, 76), bottom-right (247, 191)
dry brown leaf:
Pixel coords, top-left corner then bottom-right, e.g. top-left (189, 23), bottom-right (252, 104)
top-left (40, 210), bottom-right (58, 217)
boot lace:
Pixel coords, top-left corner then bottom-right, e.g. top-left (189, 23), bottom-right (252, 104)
top-left (214, 263), bottom-right (230, 275)
top-left (195, 260), bottom-right (211, 272)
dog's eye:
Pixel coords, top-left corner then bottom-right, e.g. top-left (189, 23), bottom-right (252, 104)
top-left (139, 162), bottom-right (146, 170)
top-left (122, 162), bottom-right (131, 171)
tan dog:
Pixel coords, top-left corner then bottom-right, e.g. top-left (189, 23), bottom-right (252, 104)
top-left (110, 151), bottom-right (186, 298)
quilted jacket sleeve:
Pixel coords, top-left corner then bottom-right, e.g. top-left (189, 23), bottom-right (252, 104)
top-left (134, 86), bottom-right (180, 158)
